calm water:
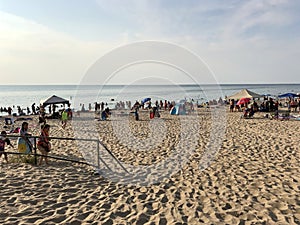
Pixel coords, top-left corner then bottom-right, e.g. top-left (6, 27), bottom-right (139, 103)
top-left (0, 84), bottom-right (299, 114)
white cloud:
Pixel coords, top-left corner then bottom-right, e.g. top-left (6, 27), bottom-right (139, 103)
top-left (0, 11), bottom-right (118, 84)
top-left (222, 0), bottom-right (294, 40)
top-left (0, 0), bottom-right (299, 84)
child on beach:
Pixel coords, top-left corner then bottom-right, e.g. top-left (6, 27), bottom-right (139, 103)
top-left (0, 131), bottom-right (13, 163)
top-left (37, 124), bottom-right (51, 165)
top-left (17, 122), bottom-right (33, 154)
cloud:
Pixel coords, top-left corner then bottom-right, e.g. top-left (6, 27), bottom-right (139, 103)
top-left (95, 0), bottom-right (297, 45)
top-left (222, 0), bottom-right (295, 40)
top-left (0, 11), bottom-right (118, 84)
top-left (1, 0), bottom-right (299, 84)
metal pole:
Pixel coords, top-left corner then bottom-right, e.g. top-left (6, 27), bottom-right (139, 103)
top-left (97, 140), bottom-right (100, 169)
top-left (95, 140), bottom-right (100, 175)
top-left (5, 134), bottom-right (120, 172)
top-left (100, 142), bottom-right (129, 174)
top-left (34, 137), bottom-right (37, 165)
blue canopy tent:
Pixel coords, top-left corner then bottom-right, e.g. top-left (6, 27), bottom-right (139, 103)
top-left (278, 93), bottom-right (298, 98)
top-left (170, 103), bottom-right (186, 115)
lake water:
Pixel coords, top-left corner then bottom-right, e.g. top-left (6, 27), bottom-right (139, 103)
top-left (0, 84), bottom-right (299, 115)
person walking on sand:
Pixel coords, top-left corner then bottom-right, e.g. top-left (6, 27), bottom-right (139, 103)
top-left (134, 106), bottom-right (139, 121)
top-left (7, 106), bottom-right (12, 116)
top-left (61, 109), bottom-right (68, 129)
top-left (37, 124), bottom-right (51, 165)
top-left (31, 103), bottom-right (36, 115)
top-left (230, 99), bottom-right (234, 112)
top-left (0, 131), bottom-right (13, 163)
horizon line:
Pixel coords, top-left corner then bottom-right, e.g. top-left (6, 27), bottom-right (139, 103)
top-left (1, 82), bottom-right (300, 86)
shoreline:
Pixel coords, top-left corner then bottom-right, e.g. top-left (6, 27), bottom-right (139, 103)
top-left (0, 84), bottom-right (299, 113)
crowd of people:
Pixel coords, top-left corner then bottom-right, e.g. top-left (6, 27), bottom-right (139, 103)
top-left (75, 98), bottom-right (198, 122)
top-left (229, 98), bottom-right (300, 112)
top-left (0, 103), bottom-right (42, 116)
top-left (227, 97), bottom-right (300, 119)
top-left (2, 95), bottom-right (298, 164)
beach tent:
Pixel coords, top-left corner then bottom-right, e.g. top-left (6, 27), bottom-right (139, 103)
top-left (228, 89), bottom-right (262, 99)
top-left (41, 95), bottom-right (70, 106)
top-left (278, 93), bottom-right (298, 98)
top-left (170, 103), bottom-right (186, 115)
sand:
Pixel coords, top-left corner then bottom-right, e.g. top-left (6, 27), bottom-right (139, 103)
top-left (0, 108), bottom-right (299, 224)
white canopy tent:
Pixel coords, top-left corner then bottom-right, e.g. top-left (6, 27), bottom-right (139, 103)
top-left (228, 89), bottom-right (262, 99)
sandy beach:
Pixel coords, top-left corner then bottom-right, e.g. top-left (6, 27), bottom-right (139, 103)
top-left (0, 108), bottom-right (299, 224)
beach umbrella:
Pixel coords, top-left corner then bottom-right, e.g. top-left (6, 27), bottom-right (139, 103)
top-left (142, 98), bottom-right (151, 104)
top-left (236, 98), bottom-right (251, 105)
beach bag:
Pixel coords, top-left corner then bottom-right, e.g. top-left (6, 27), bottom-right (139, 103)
top-left (38, 141), bottom-right (51, 152)
top-left (150, 111), bottom-right (154, 119)
top-left (18, 139), bottom-right (31, 154)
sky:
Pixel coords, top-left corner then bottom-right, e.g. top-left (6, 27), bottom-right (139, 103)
top-left (0, 0), bottom-right (299, 85)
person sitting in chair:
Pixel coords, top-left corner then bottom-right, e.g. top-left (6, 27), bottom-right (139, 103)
top-left (243, 108), bottom-right (249, 118)
top-left (243, 106), bottom-right (255, 118)
top-left (101, 108), bottom-right (110, 120)
top-left (248, 106), bottom-right (255, 117)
